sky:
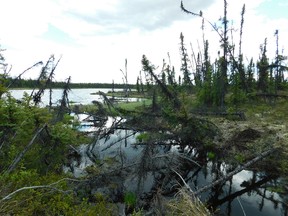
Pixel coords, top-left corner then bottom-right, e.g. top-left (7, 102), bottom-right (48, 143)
top-left (0, 0), bottom-right (288, 84)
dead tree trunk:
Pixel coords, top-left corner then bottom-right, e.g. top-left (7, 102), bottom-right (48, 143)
top-left (6, 124), bottom-right (47, 174)
top-left (194, 147), bottom-right (277, 196)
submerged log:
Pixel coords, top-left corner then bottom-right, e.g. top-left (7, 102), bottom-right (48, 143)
top-left (194, 147), bottom-right (278, 196)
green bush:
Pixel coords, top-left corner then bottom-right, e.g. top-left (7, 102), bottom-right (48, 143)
top-left (124, 191), bottom-right (137, 208)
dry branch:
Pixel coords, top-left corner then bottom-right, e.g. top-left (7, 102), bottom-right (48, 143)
top-left (6, 124), bottom-right (47, 174)
top-left (0, 178), bottom-right (82, 202)
top-left (180, 0), bottom-right (243, 76)
top-left (7, 61), bottom-right (43, 88)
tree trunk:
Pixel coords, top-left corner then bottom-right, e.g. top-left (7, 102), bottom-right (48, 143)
top-left (194, 148), bottom-right (277, 196)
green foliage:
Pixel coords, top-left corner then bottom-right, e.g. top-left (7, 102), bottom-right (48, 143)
top-left (124, 191), bottom-right (137, 208)
top-left (0, 90), bottom-right (84, 173)
top-left (0, 95), bottom-right (50, 170)
top-left (235, 154), bottom-right (245, 163)
top-left (0, 172), bottom-right (68, 215)
top-left (179, 32), bottom-right (191, 86)
top-left (246, 58), bottom-right (256, 92)
top-left (29, 122), bottom-right (82, 173)
top-left (0, 60), bottom-right (99, 214)
top-left (213, 57), bottom-right (227, 107)
top-left (177, 116), bottom-right (218, 148)
top-left (0, 174), bottom-right (117, 215)
top-left (207, 151), bottom-right (216, 160)
top-left (0, 49), bottom-right (8, 97)
top-left (117, 99), bottom-right (151, 111)
top-left (257, 38), bottom-right (270, 93)
top-left (198, 80), bottom-right (213, 106)
top-left (228, 81), bottom-right (247, 106)
top-left (136, 133), bottom-right (150, 142)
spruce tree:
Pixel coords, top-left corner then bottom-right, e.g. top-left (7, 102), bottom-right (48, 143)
top-left (0, 46), bottom-right (9, 98)
top-left (212, 58), bottom-right (224, 106)
top-left (273, 30), bottom-right (288, 91)
top-left (194, 53), bottom-right (202, 88)
top-left (257, 38), bottom-right (269, 93)
top-left (219, 0), bottom-right (229, 107)
top-left (161, 59), bottom-right (167, 85)
top-left (238, 4), bottom-right (246, 91)
top-left (198, 40), bottom-right (213, 106)
top-left (136, 77), bottom-right (140, 93)
top-left (247, 58), bottom-right (255, 93)
top-left (274, 30), bottom-right (280, 91)
top-left (179, 32), bottom-right (191, 86)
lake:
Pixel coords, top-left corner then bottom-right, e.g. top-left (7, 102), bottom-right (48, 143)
top-left (8, 88), bottom-right (135, 106)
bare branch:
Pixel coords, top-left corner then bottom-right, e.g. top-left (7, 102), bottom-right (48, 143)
top-left (180, 1), bottom-right (201, 16)
top-left (7, 61), bottom-right (43, 88)
top-left (171, 168), bottom-right (194, 195)
top-left (180, 0), bottom-right (242, 75)
top-left (5, 124), bottom-right (47, 174)
top-left (0, 178), bottom-right (82, 202)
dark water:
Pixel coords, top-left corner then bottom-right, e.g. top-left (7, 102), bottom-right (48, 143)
top-left (70, 117), bottom-right (288, 215)
top-left (188, 163), bottom-right (286, 215)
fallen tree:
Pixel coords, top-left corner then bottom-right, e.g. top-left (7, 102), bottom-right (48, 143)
top-left (194, 147), bottom-right (278, 196)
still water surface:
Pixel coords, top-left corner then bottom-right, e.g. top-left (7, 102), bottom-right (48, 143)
top-left (9, 88), bottom-right (128, 106)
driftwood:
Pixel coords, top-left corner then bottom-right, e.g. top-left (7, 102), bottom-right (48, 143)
top-left (194, 147), bottom-right (277, 196)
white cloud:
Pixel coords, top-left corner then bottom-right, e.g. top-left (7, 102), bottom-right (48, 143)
top-left (1, 0), bottom-right (287, 83)
top-left (0, 0), bottom-right (59, 42)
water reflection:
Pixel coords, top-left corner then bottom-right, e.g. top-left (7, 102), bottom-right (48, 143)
top-left (186, 160), bottom-right (285, 216)
top-left (71, 120), bottom-right (287, 215)
top-left (70, 114), bottom-right (287, 215)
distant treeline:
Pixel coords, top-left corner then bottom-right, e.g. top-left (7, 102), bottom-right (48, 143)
top-left (7, 77), bottom-right (136, 89)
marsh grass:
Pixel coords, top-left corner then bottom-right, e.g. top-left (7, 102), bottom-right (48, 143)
top-left (105, 91), bottom-right (147, 98)
top-left (166, 189), bottom-right (211, 216)
top-left (116, 99), bottom-right (152, 111)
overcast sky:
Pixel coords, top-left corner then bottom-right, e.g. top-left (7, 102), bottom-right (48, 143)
top-left (1, 0), bottom-right (288, 84)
